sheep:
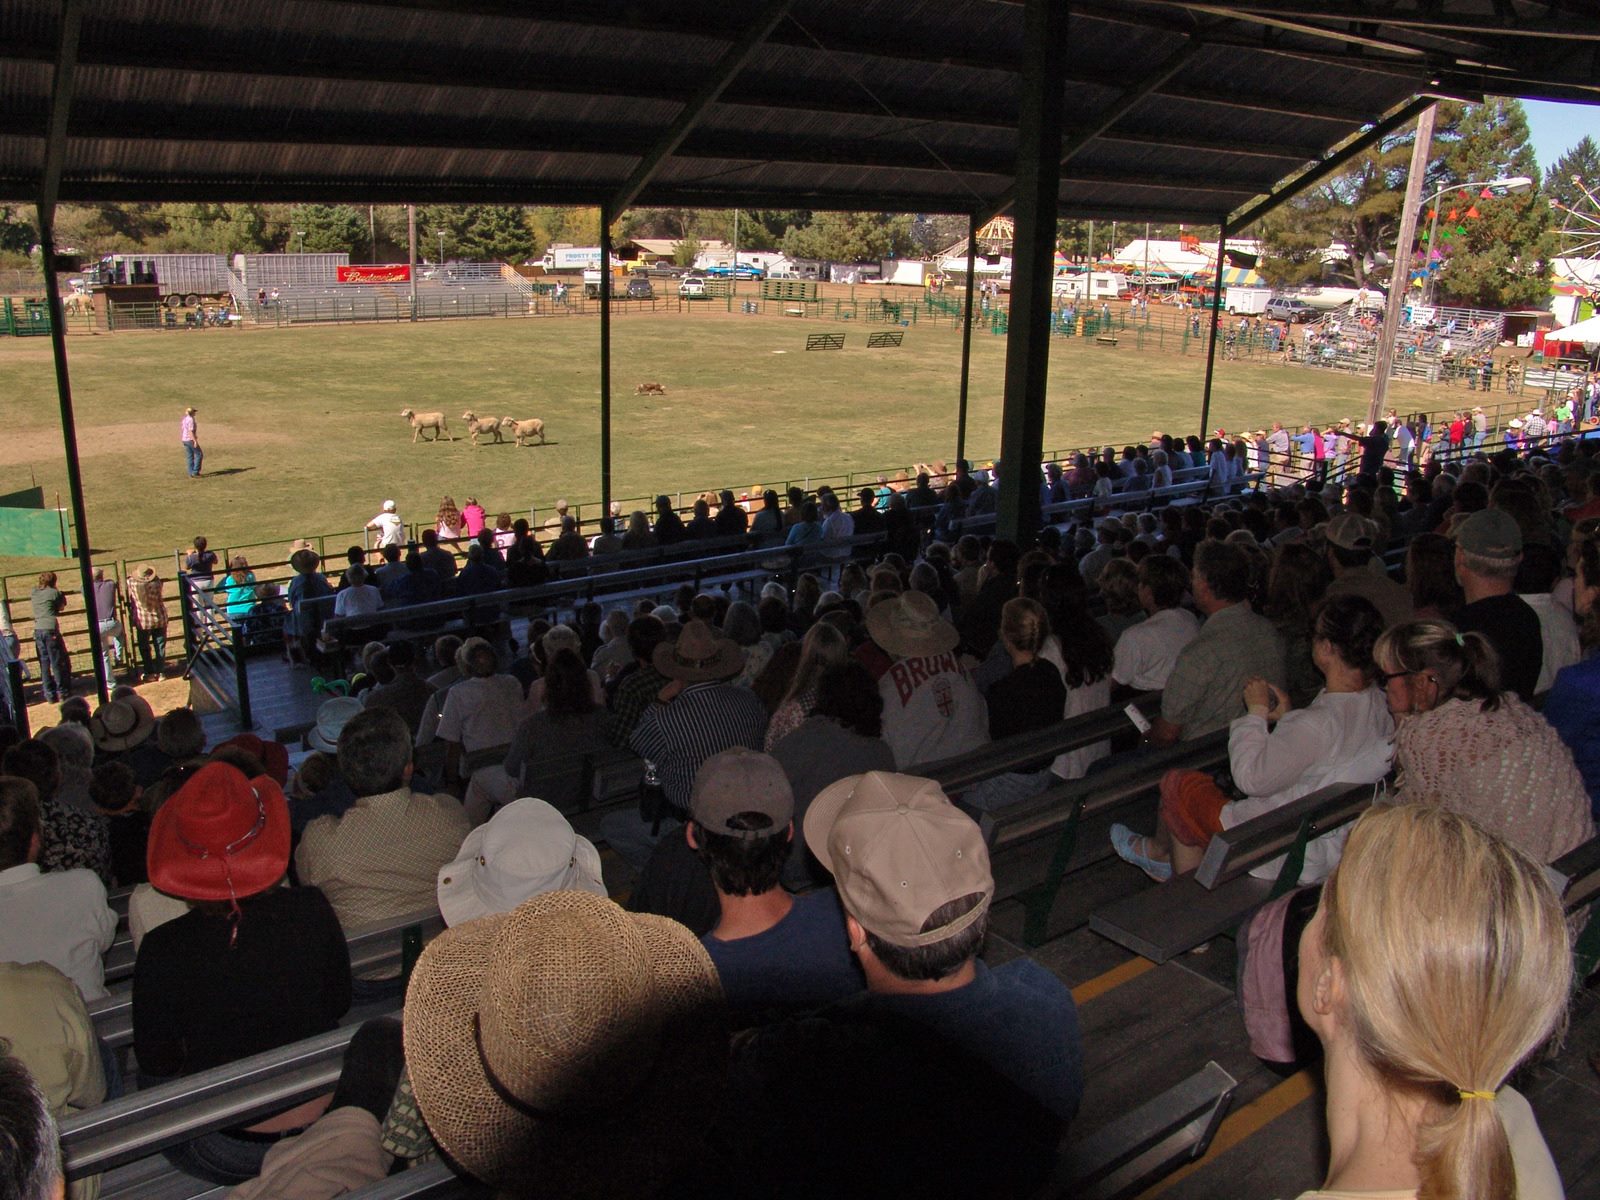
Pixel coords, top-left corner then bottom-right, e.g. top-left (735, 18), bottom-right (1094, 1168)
top-left (499, 417), bottom-right (546, 446)
top-left (461, 411), bottom-right (504, 446)
top-left (400, 408), bottom-right (453, 443)
top-left (634, 381), bottom-right (667, 396)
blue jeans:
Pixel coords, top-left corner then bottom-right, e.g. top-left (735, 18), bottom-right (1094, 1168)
top-left (183, 440), bottom-right (203, 477)
top-left (33, 630), bottom-right (71, 702)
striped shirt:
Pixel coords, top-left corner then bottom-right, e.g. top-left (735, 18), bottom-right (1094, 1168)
top-left (629, 682), bottom-right (768, 810)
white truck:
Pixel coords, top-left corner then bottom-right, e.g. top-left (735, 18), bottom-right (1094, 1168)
top-left (540, 246), bottom-right (602, 272)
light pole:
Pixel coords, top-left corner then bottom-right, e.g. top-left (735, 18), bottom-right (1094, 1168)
top-left (1420, 175), bottom-right (1533, 307)
top-left (294, 229), bottom-right (305, 255)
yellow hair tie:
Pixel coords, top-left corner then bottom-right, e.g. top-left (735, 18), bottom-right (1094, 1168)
top-left (1458, 1089), bottom-right (1496, 1102)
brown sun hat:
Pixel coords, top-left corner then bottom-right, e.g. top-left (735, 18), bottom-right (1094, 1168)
top-left (88, 694), bottom-right (157, 753)
top-left (403, 890), bottom-right (726, 1195)
top-left (652, 619), bottom-right (744, 682)
top-left (866, 590), bottom-right (958, 659)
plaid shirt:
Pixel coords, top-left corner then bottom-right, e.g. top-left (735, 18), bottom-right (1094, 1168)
top-left (126, 574), bottom-right (168, 631)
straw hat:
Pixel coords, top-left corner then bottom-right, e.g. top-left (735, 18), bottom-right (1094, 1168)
top-left (866, 591), bottom-right (958, 659)
top-left (306, 696), bottom-right (363, 753)
top-left (147, 762), bottom-right (290, 903)
top-left (652, 620), bottom-right (744, 683)
top-left (403, 891), bottom-right (726, 1194)
top-left (88, 694), bottom-right (156, 753)
top-left (436, 798), bottom-right (605, 927)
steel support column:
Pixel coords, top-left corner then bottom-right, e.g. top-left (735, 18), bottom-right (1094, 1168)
top-left (1198, 225), bottom-right (1227, 441)
top-left (955, 212), bottom-right (979, 467)
top-left (599, 206), bottom-right (613, 527)
top-left (995, 0), bottom-right (1069, 548)
top-left (36, 0), bottom-right (106, 705)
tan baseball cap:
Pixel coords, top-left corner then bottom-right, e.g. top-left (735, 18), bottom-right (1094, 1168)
top-left (804, 772), bottom-right (992, 947)
top-left (690, 747), bottom-right (793, 839)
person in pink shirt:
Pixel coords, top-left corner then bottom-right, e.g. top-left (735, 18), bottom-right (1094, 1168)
top-left (180, 407), bottom-right (202, 478)
top-left (460, 497), bottom-right (487, 538)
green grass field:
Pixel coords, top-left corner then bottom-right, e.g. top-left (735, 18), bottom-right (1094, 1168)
top-left (0, 309), bottom-right (1442, 570)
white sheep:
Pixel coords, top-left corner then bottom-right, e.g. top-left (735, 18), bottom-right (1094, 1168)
top-left (400, 408), bottom-right (453, 443)
top-left (499, 417), bottom-right (547, 446)
top-left (461, 411), bottom-right (504, 446)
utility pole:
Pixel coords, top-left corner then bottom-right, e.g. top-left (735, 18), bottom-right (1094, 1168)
top-left (1368, 104), bottom-right (1437, 427)
top-left (407, 204), bottom-right (417, 321)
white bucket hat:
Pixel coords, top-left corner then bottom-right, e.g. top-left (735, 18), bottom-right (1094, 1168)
top-left (437, 797), bottom-right (606, 927)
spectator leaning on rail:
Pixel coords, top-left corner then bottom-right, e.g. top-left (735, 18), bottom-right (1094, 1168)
top-left (1146, 539), bottom-right (1287, 746)
top-left (365, 499), bottom-right (404, 550)
top-left (704, 771), bottom-right (1082, 1198)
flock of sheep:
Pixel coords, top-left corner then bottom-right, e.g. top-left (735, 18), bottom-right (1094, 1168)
top-left (399, 408), bottom-right (546, 446)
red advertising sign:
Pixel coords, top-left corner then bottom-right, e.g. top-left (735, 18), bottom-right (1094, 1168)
top-left (337, 264), bottom-right (411, 284)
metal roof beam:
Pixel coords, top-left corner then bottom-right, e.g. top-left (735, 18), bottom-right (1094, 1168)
top-left (1120, 1), bottom-right (1433, 56)
top-left (36, 0), bottom-right (81, 212)
top-left (1098, 128), bottom-right (1323, 162)
top-left (608, 0), bottom-right (794, 214)
top-left (1136, 1), bottom-right (1600, 41)
top-left (1226, 93), bottom-right (1435, 232)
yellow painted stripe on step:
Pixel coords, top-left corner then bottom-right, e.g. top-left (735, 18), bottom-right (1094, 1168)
top-left (1134, 1069), bottom-right (1316, 1199)
top-left (1071, 956), bottom-right (1156, 1004)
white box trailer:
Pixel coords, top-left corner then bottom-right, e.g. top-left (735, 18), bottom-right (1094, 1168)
top-left (1052, 271), bottom-right (1125, 301)
top-left (878, 259), bottom-right (932, 287)
top-left (1224, 286), bottom-right (1271, 314)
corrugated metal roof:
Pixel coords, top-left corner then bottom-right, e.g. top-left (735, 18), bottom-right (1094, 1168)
top-left (2, 0), bottom-right (1595, 221)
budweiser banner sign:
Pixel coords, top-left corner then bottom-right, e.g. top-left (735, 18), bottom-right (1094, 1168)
top-left (337, 264), bottom-right (411, 284)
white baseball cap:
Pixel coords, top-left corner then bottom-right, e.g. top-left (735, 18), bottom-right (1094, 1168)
top-left (436, 798), bottom-right (606, 927)
top-left (382, 499), bottom-right (396, 512)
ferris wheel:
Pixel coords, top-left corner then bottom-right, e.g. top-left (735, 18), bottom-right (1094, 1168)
top-left (1554, 175), bottom-right (1600, 290)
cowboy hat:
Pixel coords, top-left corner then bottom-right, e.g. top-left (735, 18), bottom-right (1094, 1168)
top-left (88, 694), bottom-right (157, 753)
top-left (436, 798), bottom-right (606, 927)
top-left (652, 620), bottom-right (744, 683)
top-left (214, 733), bottom-right (291, 787)
top-left (289, 547), bottom-right (321, 573)
top-left (306, 696), bottom-right (364, 753)
top-left (403, 891), bottom-right (726, 1194)
top-left (147, 761), bottom-right (291, 902)
top-left (866, 591), bottom-right (958, 659)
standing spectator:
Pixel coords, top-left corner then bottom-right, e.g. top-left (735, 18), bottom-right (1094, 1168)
top-left (365, 500), bottom-right (404, 550)
top-left (284, 549), bottom-right (333, 668)
top-left (90, 568), bottom-right (122, 681)
top-left (180, 405), bottom-right (202, 478)
top-left (125, 565), bottom-right (169, 681)
top-left (29, 572), bottom-right (70, 705)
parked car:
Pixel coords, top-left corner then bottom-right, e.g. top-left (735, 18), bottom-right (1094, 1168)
top-left (625, 276), bottom-right (654, 300)
top-left (1264, 297), bottom-right (1318, 324)
top-left (703, 264), bottom-right (766, 280)
top-left (679, 276), bottom-right (708, 298)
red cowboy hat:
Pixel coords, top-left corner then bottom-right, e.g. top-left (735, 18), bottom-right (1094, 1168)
top-left (147, 762), bottom-right (291, 903)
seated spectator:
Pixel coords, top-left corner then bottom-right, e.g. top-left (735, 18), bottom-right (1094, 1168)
top-left (601, 620), bottom-right (768, 869)
top-left (382, 551), bottom-right (442, 607)
top-left (683, 749), bottom-right (864, 1027)
top-left (1544, 533), bottom-right (1600, 818)
top-left (403, 891), bottom-right (726, 1196)
top-left (1375, 620), bottom-right (1593, 865)
top-left (870, 592), bottom-right (987, 769)
top-left (1405, 531), bottom-right (1463, 621)
top-left (654, 494), bottom-right (687, 544)
top-left (1293, 805), bottom-right (1568, 1200)
top-left (295, 708), bottom-right (469, 998)
top-left (89, 760), bottom-right (149, 887)
top-left (453, 541), bottom-right (502, 597)
top-left (769, 662), bottom-right (896, 889)
top-left (86, 691), bottom-right (157, 773)
top-left (1110, 555), bottom-right (1197, 693)
top-left (0, 776), bottom-right (115, 1002)
top-left (436, 797), bottom-right (605, 927)
top-left (1266, 542), bottom-right (1334, 709)
top-left (1148, 540), bottom-right (1287, 745)
top-left (1451, 508), bottom-right (1542, 701)
top-left (0, 962), bottom-right (106, 1199)
top-left (547, 514), bottom-right (589, 561)
top-left (2, 740), bottom-right (109, 883)
top-left (0, 1053), bottom-right (71, 1200)
top-left (1095, 558), bottom-right (1145, 643)
top-left (1115, 595), bottom-right (1393, 882)
top-left (1321, 513), bottom-right (1413, 629)
top-left (360, 640), bottom-right (436, 735)
top-left (764, 622), bottom-right (849, 750)
top-left (606, 615), bottom-right (670, 746)
top-left (959, 539), bottom-right (1020, 659)
top-left (711, 772), bottom-right (1081, 1197)
top-left (417, 529), bottom-right (458, 582)
top-left (436, 638), bottom-right (525, 785)
top-left (963, 598), bottom-right (1067, 813)
top-left (134, 762), bottom-right (352, 1184)
top-left (525, 625), bottom-right (605, 712)
top-left (37, 724), bottom-right (94, 817)
top-left (504, 647), bottom-right (611, 810)
top-left (784, 500), bottom-right (823, 546)
top-left (332, 564), bottom-right (382, 619)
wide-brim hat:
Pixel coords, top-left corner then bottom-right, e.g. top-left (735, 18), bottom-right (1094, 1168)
top-left (215, 733), bottom-right (291, 787)
top-left (290, 548), bottom-right (321, 573)
top-left (147, 762), bottom-right (291, 902)
top-left (89, 694), bottom-right (157, 753)
top-left (652, 619), bottom-right (744, 682)
top-left (866, 591), bottom-right (958, 659)
top-left (403, 891), bottom-right (726, 1195)
top-left (307, 696), bottom-right (364, 753)
top-left (436, 798), bottom-right (606, 927)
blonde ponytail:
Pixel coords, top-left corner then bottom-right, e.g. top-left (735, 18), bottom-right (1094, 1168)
top-left (1322, 805), bottom-right (1570, 1200)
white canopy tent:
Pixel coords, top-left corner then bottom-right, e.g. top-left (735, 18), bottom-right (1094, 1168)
top-left (1547, 315), bottom-right (1600, 344)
